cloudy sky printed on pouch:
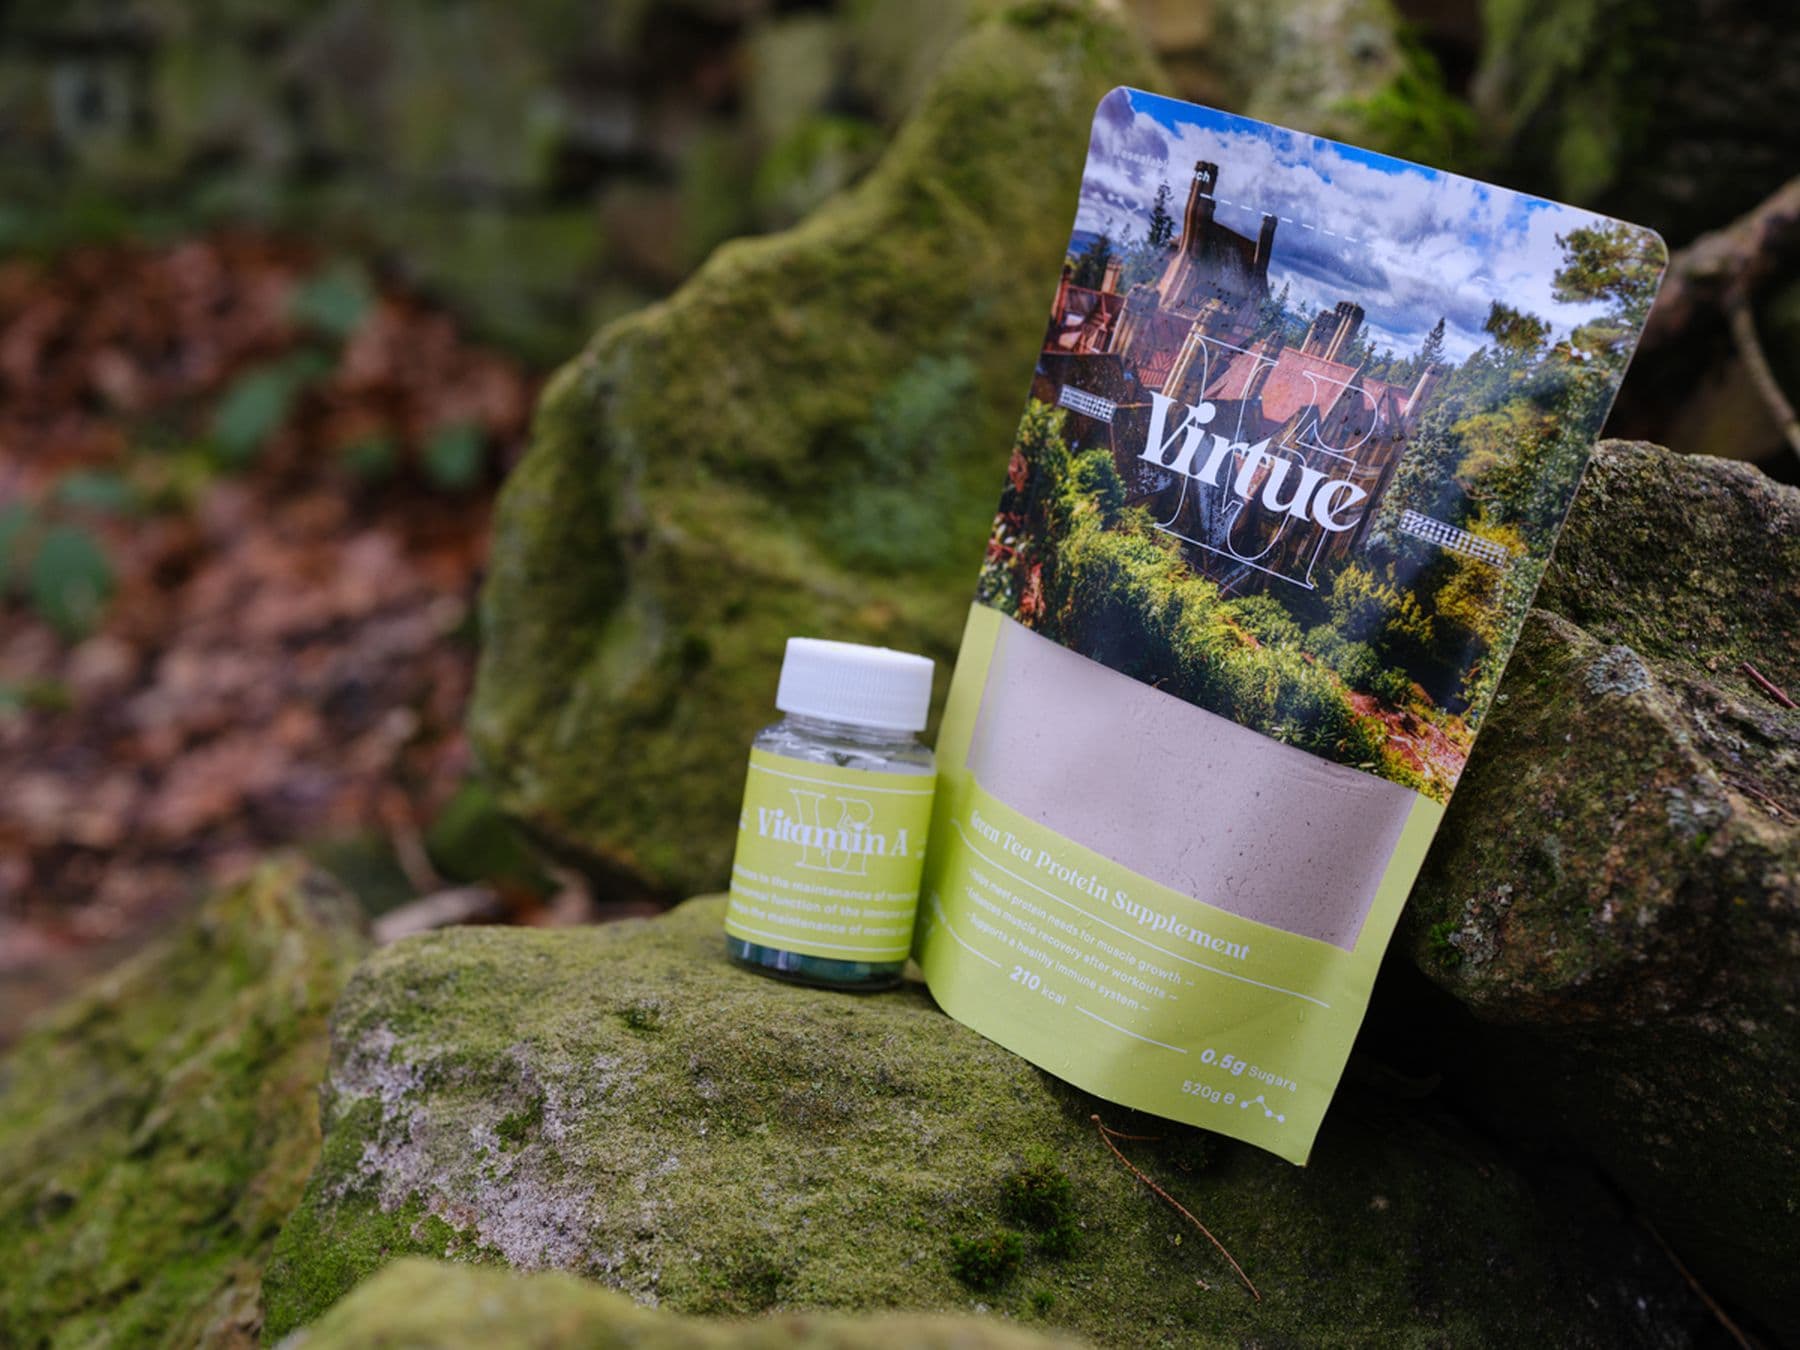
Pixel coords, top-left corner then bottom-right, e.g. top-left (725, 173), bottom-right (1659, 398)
top-left (1080, 88), bottom-right (1615, 362)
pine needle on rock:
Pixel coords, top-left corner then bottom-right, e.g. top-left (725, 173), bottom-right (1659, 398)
top-left (1092, 1114), bottom-right (1261, 1303)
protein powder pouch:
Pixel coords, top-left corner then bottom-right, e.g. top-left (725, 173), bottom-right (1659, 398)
top-left (914, 89), bottom-right (1665, 1163)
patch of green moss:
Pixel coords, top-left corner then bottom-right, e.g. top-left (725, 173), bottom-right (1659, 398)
top-left (1423, 919), bottom-right (1464, 968)
top-left (1335, 29), bottom-right (1479, 169)
top-left (1001, 1154), bottom-right (1078, 1256)
top-left (687, 1249), bottom-right (797, 1316)
top-left (261, 1179), bottom-right (493, 1344)
top-left (0, 861), bottom-right (367, 1348)
top-left (263, 898), bottom-right (1709, 1345)
top-left (295, 1257), bottom-right (1078, 1348)
top-left (1536, 445), bottom-right (1800, 687)
top-left (948, 1231), bottom-right (1025, 1293)
top-left (496, 1094), bottom-right (546, 1149)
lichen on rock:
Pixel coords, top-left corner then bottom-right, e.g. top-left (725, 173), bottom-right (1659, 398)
top-left (281, 1256), bottom-right (1084, 1349)
top-left (0, 861), bottom-right (368, 1348)
top-left (263, 896), bottom-right (1708, 1346)
top-left (1404, 442), bottom-right (1800, 1335)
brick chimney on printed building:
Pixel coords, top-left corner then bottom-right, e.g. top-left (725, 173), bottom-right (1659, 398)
top-left (1253, 213), bottom-right (1277, 276)
top-left (1182, 161), bottom-right (1219, 243)
top-left (1155, 162), bottom-right (1220, 304)
top-left (1403, 361), bottom-right (1444, 421)
top-left (1303, 300), bottom-right (1365, 363)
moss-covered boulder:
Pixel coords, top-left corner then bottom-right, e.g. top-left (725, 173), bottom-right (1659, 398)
top-left (1125, 0), bottom-right (1472, 168)
top-left (264, 896), bottom-right (1708, 1346)
top-left (0, 861), bottom-right (368, 1348)
top-left (283, 1257), bottom-right (1081, 1349)
top-left (1405, 443), bottom-right (1800, 1336)
top-left (1472, 0), bottom-right (1800, 242)
top-left (467, 2), bottom-right (1158, 898)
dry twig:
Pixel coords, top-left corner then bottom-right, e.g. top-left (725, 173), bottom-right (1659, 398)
top-left (1639, 174), bottom-right (1800, 465)
top-left (1642, 1218), bottom-right (1761, 1350)
top-left (1643, 175), bottom-right (1800, 351)
top-left (380, 786), bottom-right (445, 895)
top-left (1725, 294), bottom-right (1800, 461)
top-left (1729, 776), bottom-right (1794, 823)
top-left (1092, 1115), bottom-right (1261, 1302)
top-left (1742, 660), bottom-right (1798, 710)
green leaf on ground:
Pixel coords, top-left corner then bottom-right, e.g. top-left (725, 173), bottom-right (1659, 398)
top-left (423, 422), bottom-right (485, 492)
top-left (290, 262), bottom-right (376, 341)
top-left (28, 524), bottom-right (114, 639)
top-left (54, 470), bottom-right (139, 515)
top-left (211, 352), bottom-right (330, 465)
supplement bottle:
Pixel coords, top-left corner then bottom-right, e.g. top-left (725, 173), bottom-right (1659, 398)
top-left (724, 638), bottom-right (936, 989)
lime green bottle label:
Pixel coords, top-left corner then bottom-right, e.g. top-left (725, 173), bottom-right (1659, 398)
top-left (726, 749), bottom-right (936, 963)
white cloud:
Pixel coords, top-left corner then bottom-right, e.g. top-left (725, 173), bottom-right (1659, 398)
top-left (1071, 90), bottom-right (1640, 363)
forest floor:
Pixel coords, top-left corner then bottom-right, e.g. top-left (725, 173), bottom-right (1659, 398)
top-left (0, 234), bottom-right (550, 1041)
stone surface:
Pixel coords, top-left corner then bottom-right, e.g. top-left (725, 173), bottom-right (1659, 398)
top-left (1473, 0), bottom-right (1800, 243)
top-left (0, 861), bottom-right (368, 1349)
top-left (1127, 0), bottom-right (1473, 166)
top-left (1405, 442), bottom-right (1799, 1336)
top-left (1205, 0), bottom-right (1473, 166)
top-left (468, 1), bottom-right (1160, 898)
top-left (282, 1257), bottom-right (1082, 1349)
top-left (263, 896), bottom-right (1708, 1347)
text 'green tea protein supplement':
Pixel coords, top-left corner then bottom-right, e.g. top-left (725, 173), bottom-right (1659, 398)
top-left (725, 638), bottom-right (936, 989)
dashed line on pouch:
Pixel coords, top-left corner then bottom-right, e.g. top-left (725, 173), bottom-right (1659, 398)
top-left (1201, 193), bottom-right (1371, 250)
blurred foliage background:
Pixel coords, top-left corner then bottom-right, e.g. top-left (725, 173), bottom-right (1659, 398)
top-left (6, 0), bottom-right (1796, 368)
top-left (2, 0), bottom-right (1797, 1034)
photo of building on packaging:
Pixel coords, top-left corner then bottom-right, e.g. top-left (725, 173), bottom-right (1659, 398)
top-left (916, 90), bottom-right (1665, 1163)
top-left (977, 88), bottom-right (1665, 801)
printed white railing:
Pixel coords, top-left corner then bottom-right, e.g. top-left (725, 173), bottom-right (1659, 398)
top-left (1397, 510), bottom-right (1512, 568)
top-left (1057, 385), bottom-right (1116, 423)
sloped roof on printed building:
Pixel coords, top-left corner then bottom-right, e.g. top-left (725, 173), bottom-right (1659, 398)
top-left (1206, 347), bottom-right (1409, 428)
top-left (1132, 347), bottom-right (1170, 391)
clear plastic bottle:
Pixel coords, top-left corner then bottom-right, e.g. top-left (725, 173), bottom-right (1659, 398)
top-left (724, 639), bottom-right (936, 990)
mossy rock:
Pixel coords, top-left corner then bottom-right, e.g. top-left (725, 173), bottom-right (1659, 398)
top-left (1206, 0), bottom-right (1475, 167)
top-left (0, 861), bottom-right (368, 1348)
top-left (467, 1), bottom-right (1160, 900)
top-left (282, 1256), bottom-right (1082, 1348)
top-left (1405, 443), bottom-right (1800, 1337)
top-left (1473, 0), bottom-right (1800, 242)
top-left (263, 896), bottom-right (1707, 1346)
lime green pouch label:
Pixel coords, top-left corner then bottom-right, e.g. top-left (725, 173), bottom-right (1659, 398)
top-left (918, 607), bottom-right (1444, 1165)
top-left (726, 750), bottom-right (936, 962)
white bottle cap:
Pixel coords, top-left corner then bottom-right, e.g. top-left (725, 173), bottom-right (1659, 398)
top-left (775, 638), bottom-right (935, 733)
